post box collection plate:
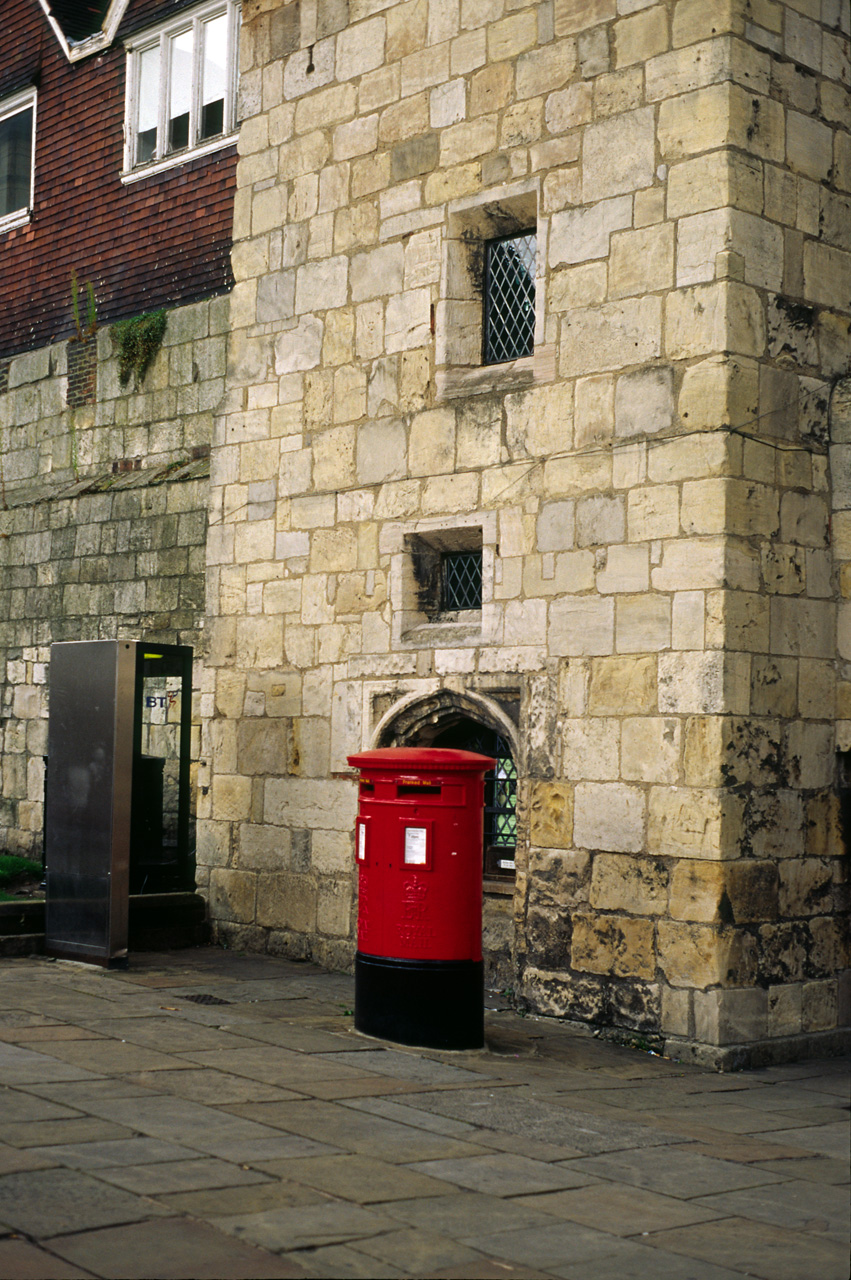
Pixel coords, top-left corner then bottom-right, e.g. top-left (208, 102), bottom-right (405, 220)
top-left (347, 747), bottom-right (494, 1051)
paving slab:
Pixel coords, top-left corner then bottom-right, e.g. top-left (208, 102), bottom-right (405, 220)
top-left (348, 1224), bottom-right (492, 1274)
top-left (0, 1237), bottom-right (94, 1279)
top-left (379, 1190), bottom-right (563, 1237)
top-left (47, 1217), bottom-right (307, 1279)
top-left (565, 1146), bottom-right (785, 1199)
top-left (94, 1157), bottom-right (272, 1196)
top-left (406, 1153), bottom-right (591, 1197)
top-left (121, 1068), bottom-right (302, 1105)
top-left (551, 1247), bottom-right (750, 1280)
top-left (223, 1098), bottom-right (491, 1163)
top-left (0, 1167), bottom-right (166, 1237)
top-left (269, 1153), bottom-right (454, 1203)
top-left (518, 1183), bottom-right (724, 1235)
top-left (643, 1215), bottom-right (850, 1280)
top-left (461, 1220), bottom-right (663, 1271)
top-left (154, 1179), bottom-right (329, 1220)
top-left (761, 1121), bottom-right (850, 1159)
top-left (25, 1136), bottom-right (197, 1170)
top-left (212, 1200), bottom-right (397, 1252)
top-left (284, 1242), bottom-right (405, 1277)
top-left (0, 1119), bottom-right (134, 1149)
top-left (692, 1178), bottom-right (851, 1241)
top-left (0, 1142), bottom-right (58, 1176)
top-left (752, 1155), bottom-right (850, 1184)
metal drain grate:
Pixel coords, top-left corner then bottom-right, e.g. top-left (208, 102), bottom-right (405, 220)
top-left (181, 993), bottom-right (232, 1006)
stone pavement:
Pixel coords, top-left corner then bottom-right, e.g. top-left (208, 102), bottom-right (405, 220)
top-left (0, 949), bottom-right (847, 1280)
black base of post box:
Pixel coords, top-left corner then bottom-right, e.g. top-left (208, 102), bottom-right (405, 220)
top-left (355, 952), bottom-right (484, 1050)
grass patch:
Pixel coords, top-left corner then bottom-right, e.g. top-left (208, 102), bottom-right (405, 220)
top-left (0, 855), bottom-right (41, 889)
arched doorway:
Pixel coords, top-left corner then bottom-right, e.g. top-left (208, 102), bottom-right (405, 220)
top-left (375, 690), bottom-right (519, 884)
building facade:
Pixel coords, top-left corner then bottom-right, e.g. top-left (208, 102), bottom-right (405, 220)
top-left (199, 0), bottom-right (850, 1067)
top-left (1, 0), bottom-right (848, 1068)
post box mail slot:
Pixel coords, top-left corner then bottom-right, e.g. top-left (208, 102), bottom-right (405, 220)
top-left (347, 746), bottom-right (494, 1050)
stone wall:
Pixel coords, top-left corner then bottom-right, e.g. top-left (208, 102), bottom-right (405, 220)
top-left (0, 297), bottom-right (226, 857)
top-left (204, 0), bottom-right (849, 1063)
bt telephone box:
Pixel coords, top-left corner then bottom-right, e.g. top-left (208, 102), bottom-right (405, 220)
top-left (347, 747), bottom-right (494, 1050)
top-left (45, 640), bottom-right (193, 966)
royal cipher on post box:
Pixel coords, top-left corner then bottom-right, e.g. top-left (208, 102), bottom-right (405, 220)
top-left (346, 747), bottom-right (494, 1050)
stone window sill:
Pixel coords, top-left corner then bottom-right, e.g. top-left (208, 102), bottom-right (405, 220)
top-left (436, 345), bottom-right (556, 401)
top-left (400, 615), bottom-right (483, 648)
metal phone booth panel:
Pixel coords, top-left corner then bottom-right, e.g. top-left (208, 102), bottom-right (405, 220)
top-left (45, 640), bottom-right (192, 966)
top-left (347, 747), bottom-right (494, 1050)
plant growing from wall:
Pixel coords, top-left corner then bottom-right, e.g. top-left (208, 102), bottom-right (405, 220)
top-left (111, 309), bottom-right (168, 389)
top-left (70, 269), bottom-right (97, 340)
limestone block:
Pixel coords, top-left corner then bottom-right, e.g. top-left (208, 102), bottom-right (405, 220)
top-left (544, 451), bottom-right (612, 497)
top-left (658, 651), bottom-right (745, 715)
top-left (537, 500), bottom-right (575, 552)
top-left (505, 382), bottom-right (576, 459)
top-left (615, 594), bottom-right (671, 653)
top-left (621, 717), bottom-right (681, 784)
top-left (312, 829), bottom-right (352, 875)
top-left (237, 823), bottom-right (291, 872)
top-left (356, 418), bottom-right (407, 484)
top-left (504, 599), bottom-right (547, 646)
top-left (317, 877), bottom-right (354, 937)
top-left (211, 774), bottom-right (253, 822)
top-left (614, 7), bottom-right (668, 67)
top-left (408, 408), bottom-right (456, 477)
top-left (549, 196), bottom-right (632, 266)
top-left (786, 722), bottom-right (835, 791)
top-left (588, 654), bottom-right (657, 714)
top-left (545, 81), bottom-right (593, 134)
top-left (627, 485), bottom-right (679, 541)
top-left (590, 852), bottom-right (668, 914)
top-left (574, 782), bottom-right (645, 853)
top-left (563, 717), bottom-right (620, 781)
top-left (648, 785), bottom-right (742, 861)
top-left (596, 545), bottom-right (649, 593)
top-left (577, 496), bottom-right (625, 547)
top-left (529, 780), bottom-right (574, 848)
top-left (295, 258), bottom-right (348, 314)
top-left (657, 84), bottom-right (731, 159)
top-left (209, 869), bottom-right (256, 924)
top-left (778, 859), bottom-right (834, 919)
top-left (582, 107), bottom-right (655, 202)
top-left (768, 984), bottom-right (803, 1039)
top-left (667, 150), bottom-right (763, 220)
top-left (651, 538), bottom-right (726, 591)
top-left (554, 0), bottom-right (616, 38)
top-left (609, 223), bottom-right (674, 298)
top-left (488, 9), bottom-right (538, 61)
top-left (787, 110), bottom-right (833, 183)
top-left (385, 288), bottom-right (431, 352)
top-left (667, 282), bottom-right (766, 361)
top-left (614, 367), bottom-right (674, 439)
top-left (256, 871), bottom-right (317, 933)
top-left (549, 264), bottom-right (608, 312)
top-left (802, 981), bottom-right (838, 1035)
top-left (678, 355), bottom-right (758, 431)
top-left (574, 374), bottom-right (614, 447)
top-left (658, 920), bottom-right (756, 989)
top-left (560, 297), bottom-right (662, 377)
top-left (571, 911), bottom-right (655, 979)
top-left (780, 493), bottom-right (829, 548)
top-left (265, 777), bottom-right (358, 831)
top-left (770, 597), bottom-right (835, 660)
top-left (693, 987), bottom-right (768, 1046)
top-left (335, 15), bottom-right (386, 80)
top-left (549, 596), bottom-right (615, 656)
top-left (274, 315), bottom-right (323, 374)
top-left (803, 241), bottom-right (851, 312)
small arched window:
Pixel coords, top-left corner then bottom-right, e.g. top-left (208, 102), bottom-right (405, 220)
top-left (431, 720), bottom-right (517, 880)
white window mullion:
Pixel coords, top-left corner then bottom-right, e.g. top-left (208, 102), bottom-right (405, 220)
top-left (157, 33), bottom-right (168, 162)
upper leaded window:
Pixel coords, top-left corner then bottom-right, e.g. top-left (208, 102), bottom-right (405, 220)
top-left (482, 232), bottom-right (536, 365)
top-left (125, 1), bottom-right (238, 175)
top-left (0, 89), bottom-right (35, 232)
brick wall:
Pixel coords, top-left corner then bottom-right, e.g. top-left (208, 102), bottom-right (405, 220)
top-left (0, 0), bottom-right (236, 358)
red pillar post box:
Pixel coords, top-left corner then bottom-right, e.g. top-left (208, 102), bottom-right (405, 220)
top-left (347, 747), bottom-right (494, 1050)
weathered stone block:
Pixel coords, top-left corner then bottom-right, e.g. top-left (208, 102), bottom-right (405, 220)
top-left (574, 782), bottom-right (645, 853)
top-left (571, 911), bottom-right (656, 980)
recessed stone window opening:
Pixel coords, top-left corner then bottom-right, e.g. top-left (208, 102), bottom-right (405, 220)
top-left (482, 231), bottom-right (536, 365)
top-left (439, 186), bottom-right (539, 374)
top-left (377, 691), bottom-right (519, 882)
top-left (405, 526), bottom-right (483, 625)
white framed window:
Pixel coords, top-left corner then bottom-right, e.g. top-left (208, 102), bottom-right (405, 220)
top-left (0, 87), bottom-right (36, 233)
top-left (123, 0), bottom-right (239, 180)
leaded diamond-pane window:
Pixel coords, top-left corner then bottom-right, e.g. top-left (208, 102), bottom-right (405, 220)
top-left (442, 551), bottom-right (482, 611)
top-left (482, 231), bottom-right (536, 365)
top-left (432, 720), bottom-right (517, 879)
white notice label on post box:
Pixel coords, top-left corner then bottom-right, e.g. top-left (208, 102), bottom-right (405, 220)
top-left (404, 826), bottom-right (427, 865)
top-left (357, 823), bottom-right (366, 861)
